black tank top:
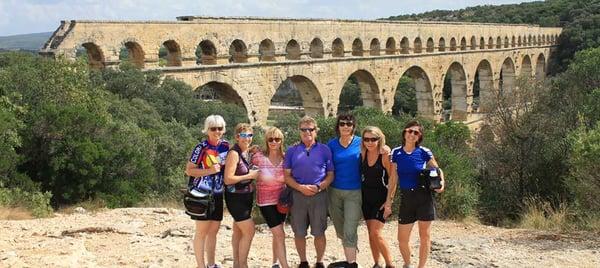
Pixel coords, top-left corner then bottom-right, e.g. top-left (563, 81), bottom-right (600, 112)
top-left (361, 153), bottom-right (389, 189)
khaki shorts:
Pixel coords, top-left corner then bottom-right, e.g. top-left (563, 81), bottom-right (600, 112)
top-left (328, 187), bottom-right (362, 247)
top-left (290, 190), bottom-right (328, 237)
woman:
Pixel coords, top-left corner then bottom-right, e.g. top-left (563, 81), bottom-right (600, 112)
top-left (251, 127), bottom-right (289, 268)
top-left (390, 120), bottom-right (445, 268)
top-left (185, 115), bottom-right (230, 268)
top-left (360, 126), bottom-right (396, 268)
top-left (224, 123), bottom-right (259, 268)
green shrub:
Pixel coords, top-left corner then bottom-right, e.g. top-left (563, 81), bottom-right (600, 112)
top-left (0, 187), bottom-right (53, 218)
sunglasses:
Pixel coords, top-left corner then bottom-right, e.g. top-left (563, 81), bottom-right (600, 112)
top-left (406, 129), bottom-right (421, 136)
top-left (363, 137), bottom-right (380, 143)
top-left (239, 133), bottom-right (253, 138)
top-left (209, 127), bottom-right (224, 132)
top-left (300, 128), bottom-right (316, 133)
top-left (268, 137), bottom-right (282, 143)
top-left (338, 121), bottom-right (354, 127)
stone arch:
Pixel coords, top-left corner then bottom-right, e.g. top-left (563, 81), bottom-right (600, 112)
top-left (438, 37), bottom-right (446, 52)
top-left (339, 70), bottom-right (382, 112)
top-left (554, 34), bottom-right (559, 44)
top-left (79, 42), bottom-right (105, 69)
top-left (504, 36), bottom-right (509, 48)
top-left (229, 39), bottom-right (248, 63)
top-left (385, 37), bottom-right (396, 55)
top-left (310, 38), bottom-right (324, 58)
top-left (460, 37), bottom-right (467, 50)
top-left (413, 37), bottom-right (422, 53)
top-left (496, 37), bottom-right (502, 48)
top-left (488, 37), bottom-right (494, 49)
top-left (332, 38), bottom-right (344, 57)
top-left (160, 40), bottom-right (182, 67)
top-left (121, 41), bottom-right (145, 68)
top-left (533, 35), bottom-right (538, 46)
top-left (195, 81), bottom-right (248, 114)
top-left (370, 38), bottom-right (380, 56)
top-left (528, 35), bottom-right (532, 45)
top-left (474, 60), bottom-right (494, 112)
top-left (352, 38), bottom-right (363, 56)
top-left (277, 75), bottom-right (324, 116)
top-left (470, 36), bottom-right (477, 50)
top-left (259, 39), bottom-right (276, 61)
top-left (443, 62), bottom-right (468, 121)
top-left (426, 38), bottom-right (435, 52)
top-left (511, 36), bottom-right (516, 47)
top-left (400, 37), bottom-right (410, 54)
top-left (518, 36), bottom-right (522, 46)
top-left (500, 57), bottom-right (516, 94)
top-left (450, 37), bottom-right (457, 51)
top-left (395, 66), bottom-right (435, 119)
top-left (535, 53), bottom-right (546, 80)
top-left (285, 39), bottom-right (301, 60)
top-left (196, 40), bottom-right (217, 65)
top-left (479, 37), bottom-right (485, 49)
top-left (521, 55), bottom-right (532, 78)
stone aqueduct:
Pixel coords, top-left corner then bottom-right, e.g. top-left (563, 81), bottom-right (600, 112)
top-left (41, 17), bottom-right (562, 125)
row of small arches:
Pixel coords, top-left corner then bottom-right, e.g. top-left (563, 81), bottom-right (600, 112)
top-left (78, 33), bottom-right (558, 69)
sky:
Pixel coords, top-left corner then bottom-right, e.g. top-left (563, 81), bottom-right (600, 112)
top-left (0, 0), bottom-right (539, 36)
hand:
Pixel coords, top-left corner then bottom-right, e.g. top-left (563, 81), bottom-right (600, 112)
top-left (380, 145), bottom-right (391, 155)
top-left (380, 201), bottom-right (392, 218)
top-left (208, 163), bottom-right (221, 174)
top-left (246, 169), bottom-right (260, 180)
top-left (248, 145), bottom-right (260, 154)
top-left (434, 180), bottom-right (445, 193)
top-left (300, 184), bottom-right (318, 196)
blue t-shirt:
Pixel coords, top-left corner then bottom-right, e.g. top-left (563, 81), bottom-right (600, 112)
top-left (327, 136), bottom-right (362, 190)
top-left (189, 139), bottom-right (230, 195)
top-left (284, 142), bottom-right (334, 185)
top-left (390, 146), bottom-right (433, 189)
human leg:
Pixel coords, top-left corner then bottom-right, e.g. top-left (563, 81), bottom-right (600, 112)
top-left (236, 218), bottom-right (256, 268)
top-left (416, 221), bottom-right (432, 268)
top-left (342, 189), bottom-right (362, 263)
top-left (397, 223), bottom-right (414, 267)
top-left (205, 220), bottom-right (221, 267)
top-left (193, 221), bottom-right (212, 268)
top-left (271, 224), bottom-right (289, 268)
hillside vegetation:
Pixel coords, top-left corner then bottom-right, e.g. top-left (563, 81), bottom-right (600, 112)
top-left (0, 32), bottom-right (52, 51)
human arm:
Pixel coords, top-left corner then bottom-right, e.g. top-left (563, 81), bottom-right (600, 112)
top-left (382, 159), bottom-right (398, 218)
top-left (224, 150), bottom-right (259, 185)
top-left (185, 161), bottom-right (220, 177)
top-left (284, 168), bottom-right (317, 196)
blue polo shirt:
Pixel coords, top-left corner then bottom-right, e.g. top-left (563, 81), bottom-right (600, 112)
top-left (390, 146), bottom-right (433, 189)
top-left (327, 136), bottom-right (362, 190)
top-left (284, 142), bottom-right (334, 185)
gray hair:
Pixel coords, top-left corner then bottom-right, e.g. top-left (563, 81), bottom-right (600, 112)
top-left (202, 115), bottom-right (226, 134)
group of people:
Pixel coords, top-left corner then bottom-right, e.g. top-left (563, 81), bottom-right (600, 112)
top-left (185, 114), bottom-right (445, 268)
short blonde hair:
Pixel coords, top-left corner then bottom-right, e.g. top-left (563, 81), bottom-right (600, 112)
top-left (202, 115), bottom-right (226, 134)
top-left (234, 123), bottom-right (253, 135)
top-left (361, 126), bottom-right (386, 153)
top-left (264, 127), bottom-right (285, 157)
top-left (298, 115), bottom-right (318, 130)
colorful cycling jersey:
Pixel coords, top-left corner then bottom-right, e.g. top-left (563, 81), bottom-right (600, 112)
top-left (189, 139), bottom-right (230, 195)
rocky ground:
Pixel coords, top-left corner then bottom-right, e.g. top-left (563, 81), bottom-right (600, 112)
top-left (1, 208), bottom-right (598, 267)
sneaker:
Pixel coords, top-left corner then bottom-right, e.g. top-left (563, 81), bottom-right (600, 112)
top-left (298, 261), bottom-right (309, 268)
top-left (372, 264), bottom-right (382, 268)
top-left (347, 262), bottom-right (358, 268)
top-left (326, 261), bottom-right (347, 268)
top-left (315, 262), bottom-right (326, 268)
top-left (272, 264), bottom-right (281, 268)
top-left (385, 266), bottom-right (395, 268)
top-left (207, 264), bottom-right (221, 268)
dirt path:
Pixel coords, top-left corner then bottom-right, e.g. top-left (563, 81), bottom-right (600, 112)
top-left (1, 208), bottom-right (598, 267)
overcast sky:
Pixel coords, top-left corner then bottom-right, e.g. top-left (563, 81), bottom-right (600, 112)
top-left (0, 0), bottom-right (539, 36)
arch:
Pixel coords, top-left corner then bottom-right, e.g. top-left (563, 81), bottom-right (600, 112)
top-left (541, 35), bottom-right (546, 45)
top-left (426, 38), bottom-right (434, 52)
top-left (79, 42), bottom-right (105, 69)
top-left (394, 66), bottom-right (435, 118)
top-left (450, 37), bottom-right (457, 51)
top-left (500, 57), bottom-right (516, 94)
top-left (310, 38), bottom-right (324, 58)
top-left (504, 36), bottom-right (509, 48)
top-left (443, 62), bottom-right (468, 121)
top-left (528, 35), bottom-right (532, 46)
top-left (535, 53), bottom-right (546, 80)
top-left (338, 70), bottom-right (382, 112)
top-left (511, 36), bottom-right (516, 47)
top-left (332, 38), bottom-right (345, 57)
top-left (438, 37), bottom-right (446, 52)
top-left (470, 36), bottom-right (477, 50)
top-left (518, 36), bottom-right (522, 46)
top-left (474, 60), bottom-right (494, 113)
top-left (413, 37), bottom-right (422, 53)
top-left (521, 55), bottom-right (532, 78)
top-left (400, 37), bottom-right (410, 54)
top-left (385, 37), bottom-right (396, 55)
top-left (160, 40), bottom-right (182, 67)
top-left (460, 37), bottom-right (467, 50)
top-left (496, 37), bottom-right (502, 48)
top-left (532, 35), bottom-right (537, 46)
top-left (229, 39), bottom-right (248, 63)
top-left (488, 37), bottom-right (494, 49)
top-left (273, 75), bottom-right (324, 116)
top-left (195, 81), bottom-right (248, 113)
top-left (554, 34), bottom-right (559, 44)
top-left (259, 39), bottom-right (276, 62)
top-left (120, 41), bottom-right (145, 68)
top-left (352, 38), bottom-right (363, 56)
top-left (370, 38), bottom-right (380, 56)
top-left (285, 39), bottom-right (301, 60)
top-left (196, 40), bottom-right (217, 65)
top-left (479, 37), bottom-right (485, 49)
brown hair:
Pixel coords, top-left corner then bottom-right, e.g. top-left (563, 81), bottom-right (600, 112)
top-left (335, 112), bottom-right (356, 136)
top-left (234, 123), bottom-right (253, 135)
top-left (401, 120), bottom-right (424, 146)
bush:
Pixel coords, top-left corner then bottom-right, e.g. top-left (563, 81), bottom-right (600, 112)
top-left (566, 124), bottom-right (600, 215)
top-left (0, 187), bottom-right (53, 218)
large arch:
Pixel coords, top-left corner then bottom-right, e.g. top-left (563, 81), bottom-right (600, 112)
top-left (338, 70), bottom-right (382, 112)
top-left (536, 53), bottom-right (547, 80)
top-left (229, 39), bottom-right (248, 63)
top-left (370, 38), bottom-right (380, 56)
top-left (500, 57), bottom-right (516, 94)
top-left (474, 60), bottom-right (494, 113)
top-left (385, 37), bottom-right (396, 55)
top-left (282, 75), bottom-right (324, 116)
top-left (310, 38), bottom-right (324, 58)
top-left (332, 38), bottom-right (344, 57)
top-left (196, 40), bottom-right (217, 65)
top-left (443, 62), bottom-right (468, 121)
top-left (394, 66), bottom-right (435, 119)
top-left (79, 42), bottom-right (105, 69)
top-left (121, 41), bottom-right (145, 68)
top-left (521, 55), bottom-right (532, 78)
top-left (259, 39), bottom-right (276, 61)
top-left (285, 39), bottom-right (301, 60)
top-left (161, 40), bottom-right (182, 67)
top-left (352, 38), bottom-right (363, 56)
top-left (195, 81), bottom-right (247, 111)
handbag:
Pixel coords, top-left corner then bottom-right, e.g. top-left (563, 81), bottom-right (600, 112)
top-left (183, 190), bottom-right (215, 219)
top-left (419, 167), bottom-right (443, 191)
top-left (276, 186), bottom-right (293, 214)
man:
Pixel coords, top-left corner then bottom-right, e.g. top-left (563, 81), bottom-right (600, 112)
top-left (284, 116), bottom-right (334, 268)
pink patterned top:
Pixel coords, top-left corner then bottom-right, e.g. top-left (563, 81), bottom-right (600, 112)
top-left (251, 151), bottom-right (286, 206)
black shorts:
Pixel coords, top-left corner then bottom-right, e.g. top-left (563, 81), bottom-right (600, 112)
top-left (225, 191), bottom-right (254, 222)
top-left (398, 187), bottom-right (435, 224)
top-left (191, 194), bottom-right (224, 221)
top-left (259, 205), bottom-right (287, 228)
top-left (362, 187), bottom-right (387, 223)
